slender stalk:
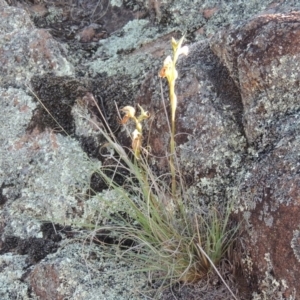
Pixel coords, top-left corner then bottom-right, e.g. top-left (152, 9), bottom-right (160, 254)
top-left (169, 79), bottom-right (177, 197)
top-left (197, 244), bottom-right (239, 300)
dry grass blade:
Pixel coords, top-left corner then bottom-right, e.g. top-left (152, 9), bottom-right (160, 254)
top-left (197, 244), bottom-right (239, 300)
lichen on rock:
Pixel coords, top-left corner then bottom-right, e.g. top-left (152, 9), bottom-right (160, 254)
top-left (291, 229), bottom-right (300, 263)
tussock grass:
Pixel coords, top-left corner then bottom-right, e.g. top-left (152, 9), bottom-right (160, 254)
top-left (85, 94), bottom-right (239, 298)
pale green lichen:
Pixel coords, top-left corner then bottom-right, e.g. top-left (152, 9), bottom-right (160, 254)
top-left (0, 254), bottom-right (36, 300)
top-left (110, 0), bottom-right (123, 7)
top-left (251, 253), bottom-right (296, 300)
top-left (37, 243), bottom-right (149, 300)
top-left (291, 229), bottom-right (300, 263)
top-left (2, 130), bottom-right (96, 238)
top-left (87, 19), bottom-right (162, 77)
top-left (74, 189), bottom-right (139, 226)
top-left (245, 54), bottom-right (300, 145)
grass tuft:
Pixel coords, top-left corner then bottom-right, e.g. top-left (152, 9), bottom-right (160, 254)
top-left (86, 91), bottom-right (238, 294)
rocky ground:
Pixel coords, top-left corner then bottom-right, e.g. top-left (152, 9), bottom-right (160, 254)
top-left (1, 0), bottom-right (300, 299)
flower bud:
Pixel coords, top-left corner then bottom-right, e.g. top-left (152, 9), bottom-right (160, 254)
top-left (120, 106), bottom-right (136, 124)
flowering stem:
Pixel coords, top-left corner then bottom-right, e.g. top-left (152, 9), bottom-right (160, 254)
top-left (159, 36), bottom-right (188, 198)
top-left (169, 79), bottom-right (177, 197)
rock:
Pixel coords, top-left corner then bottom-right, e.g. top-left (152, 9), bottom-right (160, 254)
top-left (238, 135), bottom-right (300, 299)
top-left (0, 3), bottom-right (73, 87)
top-left (211, 11), bottom-right (300, 298)
top-left (2, 0), bottom-right (300, 299)
top-left (0, 253), bottom-right (31, 299)
top-left (26, 243), bottom-right (148, 300)
top-left (211, 11), bottom-right (300, 151)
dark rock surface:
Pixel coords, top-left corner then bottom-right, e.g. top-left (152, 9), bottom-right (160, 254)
top-left (211, 11), bottom-right (300, 298)
top-left (1, 0), bottom-right (300, 299)
top-left (211, 11), bottom-right (300, 149)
